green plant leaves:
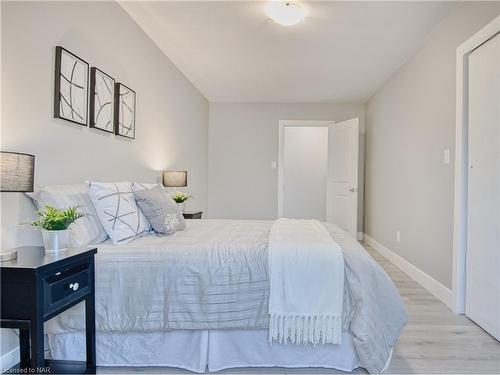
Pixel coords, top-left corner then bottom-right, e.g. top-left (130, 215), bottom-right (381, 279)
top-left (171, 191), bottom-right (193, 203)
top-left (30, 205), bottom-right (85, 231)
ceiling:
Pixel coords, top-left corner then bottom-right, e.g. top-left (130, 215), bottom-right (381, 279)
top-left (120, 1), bottom-right (454, 103)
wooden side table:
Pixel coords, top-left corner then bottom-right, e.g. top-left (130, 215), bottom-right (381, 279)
top-left (183, 211), bottom-right (203, 219)
top-left (1, 246), bottom-right (97, 374)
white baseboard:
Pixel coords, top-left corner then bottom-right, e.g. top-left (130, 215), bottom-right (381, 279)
top-left (0, 346), bottom-right (19, 372)
top-left (357, 232), bottom-right (364, 241)
top-left (363, 234), bottom-right (453, 310)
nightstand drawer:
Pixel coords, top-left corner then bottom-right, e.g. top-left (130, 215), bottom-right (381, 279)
top-left (43, 261), bottom-right (91, 315)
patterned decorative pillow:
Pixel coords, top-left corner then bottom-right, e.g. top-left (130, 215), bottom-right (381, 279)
top-left (28, 183), bottom-right (108, 246)
top-left (88, 181), bottom-right (150, 245)
top-left (131, 182), bottom-right (161, 231)
top-left (133, 185), bottom-right (186, 236)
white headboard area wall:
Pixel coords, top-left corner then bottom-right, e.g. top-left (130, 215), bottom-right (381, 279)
top-left (0, 1), bottom-right (209, 250)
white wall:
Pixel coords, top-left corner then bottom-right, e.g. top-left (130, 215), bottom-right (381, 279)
top-left (208, 103), bottom-right (365, 229)
top-left (283, 127), bottom-right (328, 220)
top-left (0, 1), bottom-right (208, 364)
top-left (364, 2), bottom-right (500, 289)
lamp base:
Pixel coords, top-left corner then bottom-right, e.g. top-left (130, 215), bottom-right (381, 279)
top-left (0, 249), bottom-right (17, 262)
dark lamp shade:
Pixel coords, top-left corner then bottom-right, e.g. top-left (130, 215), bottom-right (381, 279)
top-left (162, 171), bottom-right (187, 187)
top-left (0, 152), bottom-right (35, 192)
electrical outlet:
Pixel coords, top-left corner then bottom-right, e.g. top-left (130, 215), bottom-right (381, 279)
top-left (271, 160), bottom-right (277, 169)
top-left (396, 231), bottom-right (401, 242)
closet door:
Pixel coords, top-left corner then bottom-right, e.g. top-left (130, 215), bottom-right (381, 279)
top-left (466, 33), bottom-right (500, 341)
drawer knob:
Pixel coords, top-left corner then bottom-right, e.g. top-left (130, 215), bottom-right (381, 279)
top-left (69, 282), bottom-right (79, 291)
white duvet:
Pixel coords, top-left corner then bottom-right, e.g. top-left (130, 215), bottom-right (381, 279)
top-left (47, 220), bottom-right (271, 332)
top-left (45, 219), bottom-right (407, 374)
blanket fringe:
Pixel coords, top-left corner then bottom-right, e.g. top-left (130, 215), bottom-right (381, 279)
top-left (269, 314), bottom-right (342, 345)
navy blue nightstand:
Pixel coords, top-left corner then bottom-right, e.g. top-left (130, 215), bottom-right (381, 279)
top-left (1, 246), bottom-right (97, 374)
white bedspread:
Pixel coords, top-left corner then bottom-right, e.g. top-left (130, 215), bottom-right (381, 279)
top-left (45, 219), bottom-right (407, 374)
top-left (268, 219), bottom-right (344, 345)
top-left (46, 220), bottom-right (271, 332)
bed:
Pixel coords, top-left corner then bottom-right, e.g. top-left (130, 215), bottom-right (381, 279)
top-left (44, 219), bottom-right (407, 373)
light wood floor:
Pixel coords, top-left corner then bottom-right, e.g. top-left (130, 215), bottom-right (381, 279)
top-left (101, 244), bottom-right (500, 374)
top-left (367, 245), bottom-right (500, 374)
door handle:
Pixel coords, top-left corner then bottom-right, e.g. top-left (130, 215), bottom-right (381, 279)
top-left (349, 188), bottom-right (357, 193)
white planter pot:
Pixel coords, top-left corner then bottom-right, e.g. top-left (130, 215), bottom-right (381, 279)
top-left (177, 202), bottom-right (185, 213)
top-left (41, 229), bottom-right (70, 252)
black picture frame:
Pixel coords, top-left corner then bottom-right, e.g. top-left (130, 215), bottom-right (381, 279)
top-left (114, 82), bottom-right (136, 139)
top-left (54, 46), bottom-right (89, 126)
top-left (89, 67), bottom-right (115, 133)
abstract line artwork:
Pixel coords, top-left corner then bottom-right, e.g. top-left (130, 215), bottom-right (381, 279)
top-left (54, 46), bottom-right (89, 126)
top-left (89, 67), bottom-right (115, 133)
top-left (114, 83), bottom-right (136, 139)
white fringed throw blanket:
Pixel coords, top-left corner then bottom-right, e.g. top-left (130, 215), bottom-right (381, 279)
top-left (268, 218), bottom-right (344, 345)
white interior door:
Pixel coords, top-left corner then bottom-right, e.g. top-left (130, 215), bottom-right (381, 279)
top-left (466, 33), bottom-right (500, 341)
top-left (326, 118), bottom-right (359, 237)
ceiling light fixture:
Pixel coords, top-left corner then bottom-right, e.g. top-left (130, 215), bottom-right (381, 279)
top-left (266, 2), bottom-right (306, 26)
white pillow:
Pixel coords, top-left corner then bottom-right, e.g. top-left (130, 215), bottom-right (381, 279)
top-left (28, 183), bottom-right (108, 247)
top-left (88, 181), bottom-right (149, 245)
top-left (132, 182), bottom-right (160, 191)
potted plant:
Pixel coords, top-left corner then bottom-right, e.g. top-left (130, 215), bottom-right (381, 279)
top-left (28, 205), bottom-right (85, 251)
top-left (171, 191), bottom-right (192, 213)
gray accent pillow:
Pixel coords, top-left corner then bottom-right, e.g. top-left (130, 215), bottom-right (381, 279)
top-left (133, 185), bottom-right (186, 235)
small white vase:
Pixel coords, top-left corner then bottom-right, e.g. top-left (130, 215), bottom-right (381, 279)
top-left (177, 202), bottom-right (185, 213)
top-left (41, 229), bottom-right (70, 252)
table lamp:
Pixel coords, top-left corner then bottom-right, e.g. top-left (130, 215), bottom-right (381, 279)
top-left (162, 171), bottom-right (187, 188)
top-left (0, 151), bottom-right (35, 261)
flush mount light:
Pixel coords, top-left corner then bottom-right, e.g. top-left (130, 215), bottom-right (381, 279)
top-left (266, 2), bottom-right (306, 26)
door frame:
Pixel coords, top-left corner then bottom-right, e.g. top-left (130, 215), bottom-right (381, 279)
top-left (453, 15), bottom-right (500, 314)
top-left (277, 120), bottom-right (335, 218)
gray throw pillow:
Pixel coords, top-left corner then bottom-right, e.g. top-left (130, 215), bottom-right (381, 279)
top-left (133, 185), bottom-right (186, 235)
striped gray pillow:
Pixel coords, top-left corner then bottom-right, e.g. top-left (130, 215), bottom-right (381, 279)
top-left (133, 185), bottom-right (186, 235)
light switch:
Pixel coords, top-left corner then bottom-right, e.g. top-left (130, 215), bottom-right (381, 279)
top-left (271, 160), bottom-right (277, 169)
top-left (443, 149), bottom-right (450, 165)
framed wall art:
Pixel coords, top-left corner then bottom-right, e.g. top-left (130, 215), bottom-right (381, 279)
top-left (89, 67), bottom-right (115, 133)
top-left (54, 46), bottom-right (89, 126)
top-left (114, 83), bottom-right (136, 139)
